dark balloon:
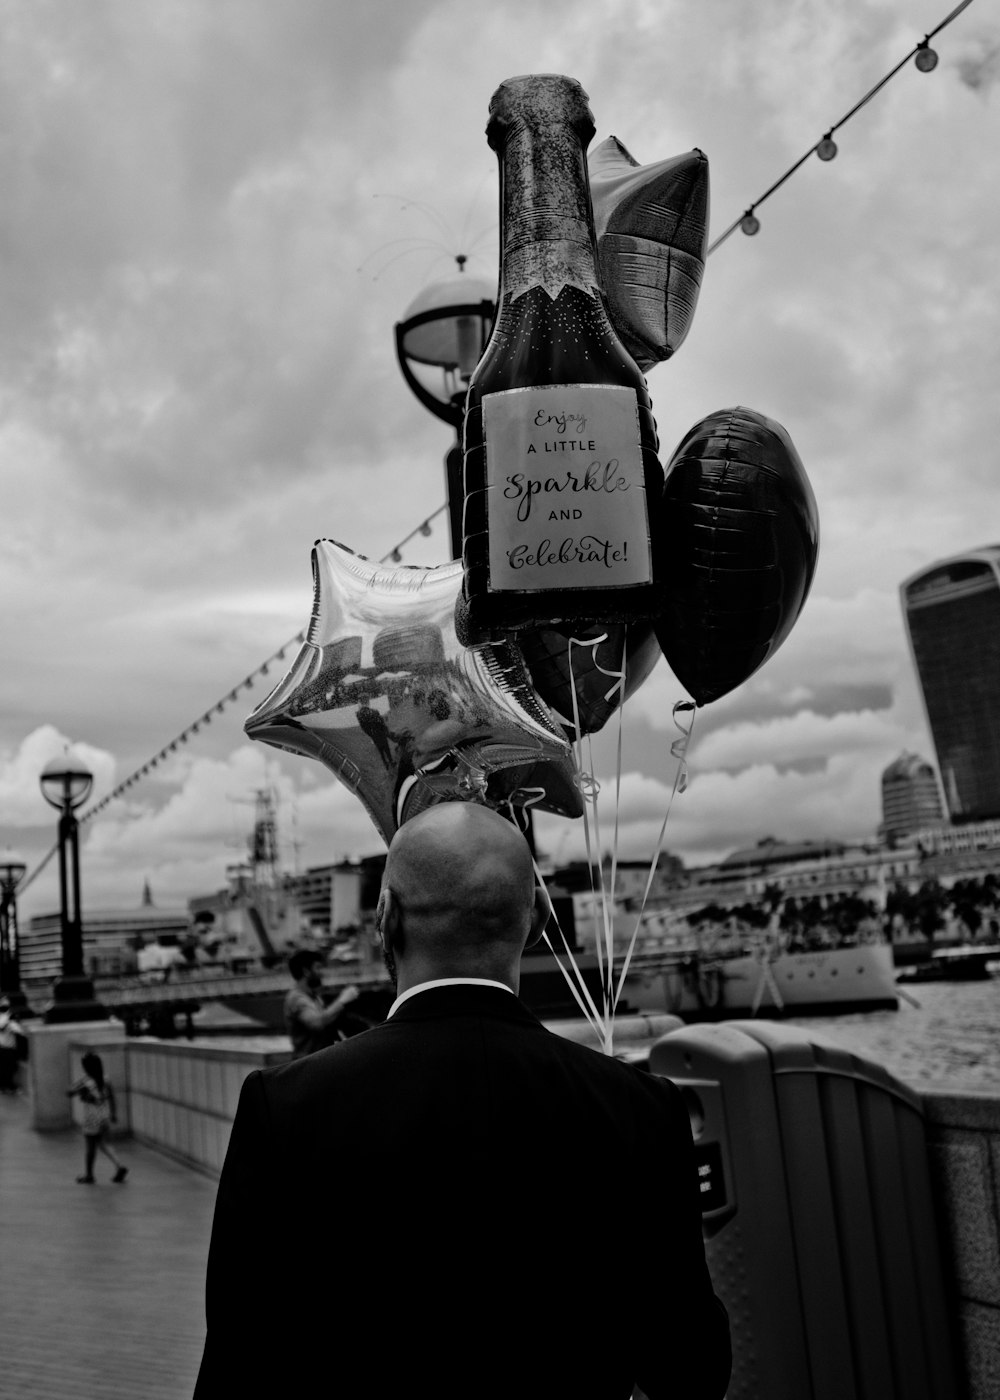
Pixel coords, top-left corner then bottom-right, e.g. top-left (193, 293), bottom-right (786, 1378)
top-left (654, 407), bottom-right (819, 705)
top-left (517, 619), bottom-right (662, 736)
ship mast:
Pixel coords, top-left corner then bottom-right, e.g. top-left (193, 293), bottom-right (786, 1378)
top-left (250, 788), bottom-right (280, 891)
top-left (223, 788), bottom-right (291, 960)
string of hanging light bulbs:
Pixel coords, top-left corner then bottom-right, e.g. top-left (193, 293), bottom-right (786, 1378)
top-left (29, 0), bottom-right (975, 859)
top-left (709, 0), bottom-right (975, 249)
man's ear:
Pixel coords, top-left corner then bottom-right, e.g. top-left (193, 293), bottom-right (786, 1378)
top-left (376, 888), bottom-right (403, 954)
top-left (525, 886), bottom-right (549, 948)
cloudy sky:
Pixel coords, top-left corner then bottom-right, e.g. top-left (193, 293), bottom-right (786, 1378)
top-left (2, 0), bottom-right (998, 919)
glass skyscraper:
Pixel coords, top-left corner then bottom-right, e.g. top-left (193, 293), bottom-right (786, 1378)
top-left (901, 546), bottom-right (1000, 823)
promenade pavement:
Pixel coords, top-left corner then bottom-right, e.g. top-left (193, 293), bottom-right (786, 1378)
top-left (0, 1089), bottom-right (217, 1400)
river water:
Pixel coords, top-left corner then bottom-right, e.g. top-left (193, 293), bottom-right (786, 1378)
top-left (780, 974), bottom-right (1000, 1094)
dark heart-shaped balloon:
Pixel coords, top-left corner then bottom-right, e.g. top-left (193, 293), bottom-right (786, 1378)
top-left (589, 137), bottom-right (710, 372)
top-left (245, 541), bottom-right (583, 845)
top-left (517, 619), bottom-right (662, 736)
top-left (654, 407), bottom-right (819, 705)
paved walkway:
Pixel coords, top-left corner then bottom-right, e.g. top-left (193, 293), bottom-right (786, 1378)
top-left (0, 1091), bottom-right (218, 1400)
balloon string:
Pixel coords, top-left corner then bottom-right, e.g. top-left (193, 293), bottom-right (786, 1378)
top-left (579, 749), bottom-right (608, 1029)
top-left (531, 856), bottom-right (605, 1035)
top-left (559, 627), bottom-right (629, 710)
top-left (613, 701), bottom-right (697, 1009)
top-left (585, 728), bottom-right (616, 1040)
top-left (576, 630), bottom-right (629, 709)
top-left (574, 634), bottom-right (624, 1030)
top-left (564, 630), bottom-right (633, 1053)
top-left (507, 786), bottom-right (546, 813)
top-left (564, 636), bottom-right (614, 1048)
top-left (500, 786), bottom-right (598, 1025)
top-left (577, 771), bottom-right (600, 800)
top-left (603, 630), bottom-right (630, 1051)
top-left (669, 699), bottom-right (695, 795)
top-left (566, 639), bottom-right (601, 969)
top-left (541, 927), bottom-right (605, 1032)
top-left (511, 663), bottom-right (607, 1043)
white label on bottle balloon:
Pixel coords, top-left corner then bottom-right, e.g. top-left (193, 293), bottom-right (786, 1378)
top-left (483, 384), bottom-right (651, 592)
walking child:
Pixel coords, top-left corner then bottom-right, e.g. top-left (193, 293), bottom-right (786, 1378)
top-left (67, 1050), bottom-right (128, 1184)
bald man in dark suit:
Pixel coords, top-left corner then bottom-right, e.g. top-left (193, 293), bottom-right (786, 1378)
top-left (194, 804), bottom-right (730, 1400)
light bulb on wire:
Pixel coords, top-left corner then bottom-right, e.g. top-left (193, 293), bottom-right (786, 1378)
top-left (816, 133), bottom-right (838, 161)
top-left (915, 42), bottom-right (939, 72)
top-left (740, 212), bottom-right (760, 236)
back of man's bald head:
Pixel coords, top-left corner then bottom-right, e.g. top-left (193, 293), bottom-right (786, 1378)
top-left (382, 804), bottom-right (538, 967)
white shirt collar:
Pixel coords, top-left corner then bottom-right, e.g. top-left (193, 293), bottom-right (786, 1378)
top-left (387, 977), bottom-right (515, 1018)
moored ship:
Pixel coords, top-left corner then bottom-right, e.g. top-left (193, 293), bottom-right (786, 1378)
top-left (621, 939), bottom-right (899, 1019)
top-left (562, 890), bottom-right (900, 1020)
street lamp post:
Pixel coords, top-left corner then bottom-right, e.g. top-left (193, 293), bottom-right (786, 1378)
top-left (39, 754), bottom-right (105, 1023)
top-left (0, 847), bottom-right (28, 1015)
top-left (394, 258), bottom-right (494, 558)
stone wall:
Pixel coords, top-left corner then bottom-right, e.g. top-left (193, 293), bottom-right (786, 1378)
top-left (924, 1089), bottom-right (1000, 1399)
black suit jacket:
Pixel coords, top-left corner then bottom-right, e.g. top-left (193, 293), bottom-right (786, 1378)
top-left (194, 985), bottom-right (730, 1400)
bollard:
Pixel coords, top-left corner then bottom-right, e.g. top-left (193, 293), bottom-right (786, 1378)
top-left (649, 1020), bottom-right (960, 1400)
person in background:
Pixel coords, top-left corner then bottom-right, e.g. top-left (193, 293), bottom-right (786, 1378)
top-left (0, 996), bottom-right (24, 1093)
top-left (67, 1050), bottom-right (128, 1184)
top-left (283, 949), bottom-right (360, 1058)
top-left (195, 804), bottom-right (730, 1400)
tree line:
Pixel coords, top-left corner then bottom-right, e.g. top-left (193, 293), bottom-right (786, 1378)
top-left (684, 874), bottom-right (1000, 951)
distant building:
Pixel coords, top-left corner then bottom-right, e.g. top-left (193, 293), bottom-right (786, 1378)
top-left (703, 840), bottom-right (891, 913)
top-left (187, 854), bottom-right (387, 958)
top-left (901, 818), bottom-right (1000, 886)
top-left (22, 882), bottom-right (190, 993)
top-left (563, 855), bottom-right (684, 953)
top-left (880, 752), bottom-right (946, 845)
top-left (902, 546), bottom-right (1000, 822)
top-left (555, 855), bottom-right (684, 904)
top-left (287, 856), bottom-right (387, 937)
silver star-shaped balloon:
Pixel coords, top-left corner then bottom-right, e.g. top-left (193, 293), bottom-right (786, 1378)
top-left (245, 540), bottom-right (583, 845)
top-left (589, 136), bottom-right (710, 371)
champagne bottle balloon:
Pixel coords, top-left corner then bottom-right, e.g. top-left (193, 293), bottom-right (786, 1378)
top-left (462, 74), bottom-right (666, 639)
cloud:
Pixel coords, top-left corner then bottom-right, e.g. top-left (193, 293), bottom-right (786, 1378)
top-left (955, 32), bottom-right (1000, 92)
top-left (690, 707), bottom-right (906, 772)
top-left (537, 745), bottom-right (886, 870)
